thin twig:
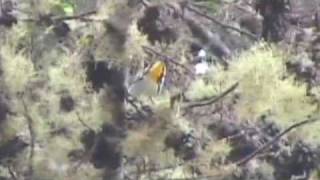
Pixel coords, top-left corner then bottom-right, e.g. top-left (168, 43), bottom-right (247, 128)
top-left (220, 131), bottom-right (245, 142)
top-left (125, 89), bottom-right (319, 179)
top-left (153, 117), bottom-right (319, 180)
top-left (128, 162), bottom-right (184, 176)
top-left (235, 117), bottom-right (320, 166)
top-left (183, 82), bottom-right (239, 109)
top-left (166, 174), bottom-right (220, 180)
top-left (0, 0), bottom-right (3, 14)
top-left (8, 165), bottom-right (18, 180)
top-left (72, 138), bottom-right (98, 171)
top-left (22, 7), bottom-right (36, 179)
top-left (75, 111), bottom-right (94, 131)
top-left (125, 94), bottom-right (152, 118)
top-left (186, 5), bottom-right (258, 40)
top-left (20, 10), bottom-right (98, 22)
top-left (139, 0), bottom-right (150, 7)
top-left (54, 10), bottom-right (97, 21)
top-left (21, 97), bottom-right (35, 180)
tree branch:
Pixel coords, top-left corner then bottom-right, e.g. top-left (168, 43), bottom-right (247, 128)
top-left (235, 117), bottom-right (320, 166)
top-left (139, 0), bottom-right (150, 7)
top-left (76, 111), bottom-right (94, 131)
top-left (152, 117), bottom-right (320, 179)
top-left (20, 10), bottom-right (99, 23)
top-left (53, 10), bottom-right (97, 21)
top-left (8, 165), bottom-right (18, 180)
top-left (21, 97), bottom-right (35, 180)
top-left (183, 82), bottom-right (239, 109)
top-left (125, 94), bottom-right (153, 118)
top-left (186, 5), bottom-right (258, 41)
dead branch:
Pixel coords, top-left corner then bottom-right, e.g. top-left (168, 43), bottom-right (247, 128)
top-left (128, 114), bottom-right (314, 180)
top-left (183, 82), bottom-right (239, 109)
top-left (186, 5), bottom-right (258, 41)
top-left (235, 117), bottom-right (320, 166)
top-left (21, 10), bottom-right (36, 179)
top-left (127, 162), bottom-right (184, 177)
top-left (139, 0), bottom-right (150, 7)
top-left (76, 111), bottom-right (94, 131)
top-left (21, 97), bottom-right (35, 180)
top-left (8, 165), bottom-right (18, 180)
top-left (159, 121), bottom-right (319, 180)
top-left (125, 94), bottom-right (153, 118)
top-left (170, 91), bottom-right (190, 109)
top-left (54, 10), bottom-right (97, 21)
top-left (20, 10), bottom-right (98, 23)
top-left (72, 136), bottom-right (99, 171)
top-left (167, 174), bottom-right (221, 180)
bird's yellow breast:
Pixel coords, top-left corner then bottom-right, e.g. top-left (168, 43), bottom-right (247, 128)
top-left (128, 61), bottom-right (167, 97)
top-left (148, 61), bottom-right (166, 84)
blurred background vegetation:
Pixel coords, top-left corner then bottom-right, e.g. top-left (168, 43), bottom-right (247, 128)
top-left (0, 0), bottom-right (320, 180)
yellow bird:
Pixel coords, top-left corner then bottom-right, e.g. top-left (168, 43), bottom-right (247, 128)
top-left (128, 61), bottom-right (167, 98)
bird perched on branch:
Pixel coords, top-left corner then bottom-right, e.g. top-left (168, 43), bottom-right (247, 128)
top-left (128, 61), bottom-right (167, 98)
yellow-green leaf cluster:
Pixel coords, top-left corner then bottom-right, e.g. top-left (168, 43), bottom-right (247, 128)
top-left (1, 47), bottom-right (35, 94)
top-left (213, 43), bottom-right (315, 124)
top-left (188, 42), bottom-right (318, 142)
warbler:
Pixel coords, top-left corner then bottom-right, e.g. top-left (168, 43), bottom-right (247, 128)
top-left (128, 61), bottom-right (167, 98)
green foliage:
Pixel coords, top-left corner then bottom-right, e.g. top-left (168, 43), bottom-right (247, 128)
top-left (5, 56), bottom-right (107, 180)
top-left (197, 139), bottom-right (232, 171)
top-left (310, 170), bottom-right (320, 180)
top-left (186, 78), bottom-right (217, 100)
top-left (125, 20), bottom-right (150, 64)
top-left (51, 0), bottom-right (74, 15)
top-left (60, 0), bottom-right (75, 15)
top-left (1, 47), bottom-right (35, 94)
top-left (188, 42), bottom-right (319, 142)
top-left (1, 1), bottom-right (319, 180)
top-left (0, 23), bottom-right (37, 95)
top-left (35, 0), bottom-right (75, 15)
top-left (122, 108), bottom-right (175, 163)
top-left (193, 0), bottom-right (224, 13)
top-left (0, 4), bottom-right (114, 179)
top-left (213, 43), bottom-right (314, 120)
top-left (47, 51), bottom-right (87, 96)
top-left (206, 0), bottom-right (223, 11)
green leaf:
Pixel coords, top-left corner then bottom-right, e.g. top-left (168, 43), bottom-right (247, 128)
top-left (62, 2), bottom-right (74, 15)
top-left (50, 0), bottom-right (74, 16)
